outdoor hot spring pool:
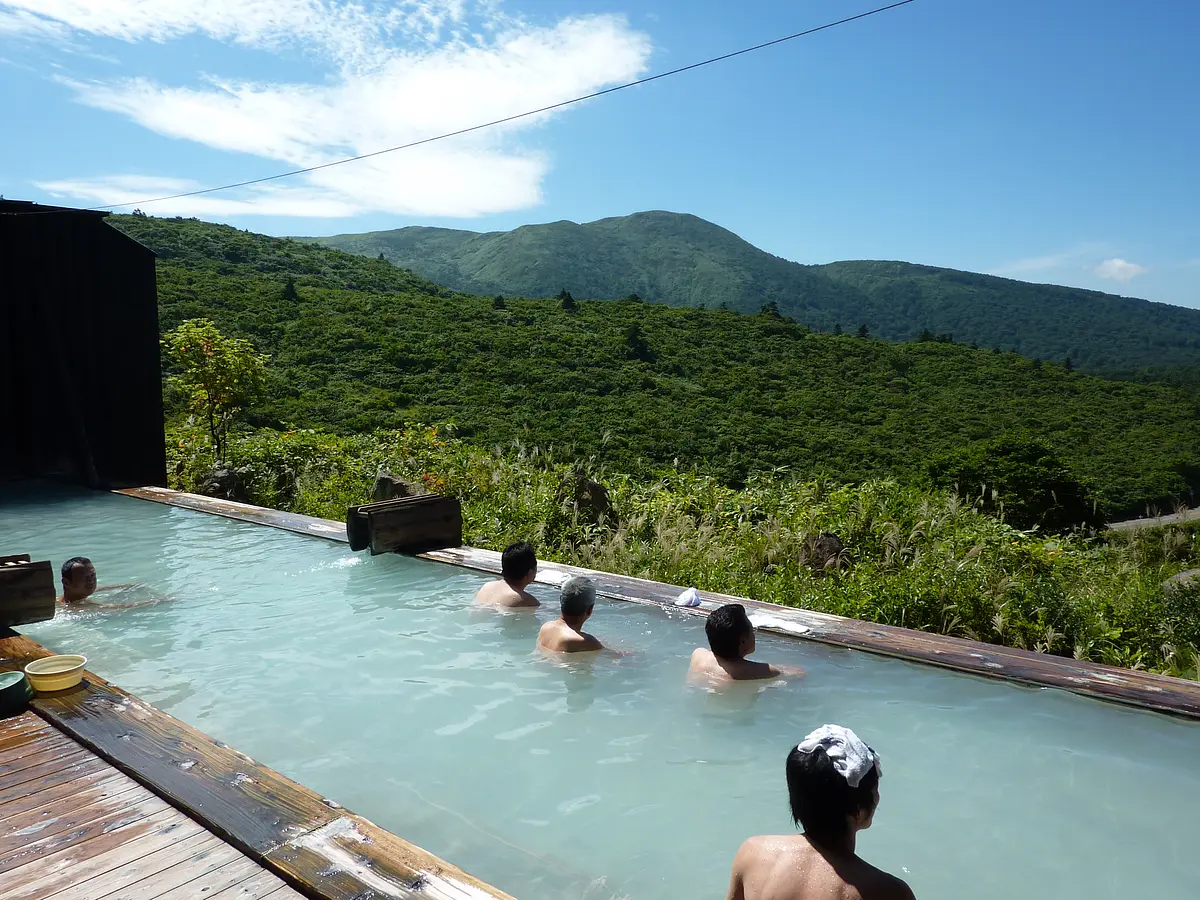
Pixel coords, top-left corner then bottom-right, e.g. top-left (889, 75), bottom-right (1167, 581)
top-left (4, 486), bottom-right (1198, 900)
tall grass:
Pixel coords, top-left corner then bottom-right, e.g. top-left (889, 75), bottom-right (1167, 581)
top-left (168, 423), bottom-right (1200, 678)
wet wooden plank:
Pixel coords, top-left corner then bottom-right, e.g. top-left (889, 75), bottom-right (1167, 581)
top-left (132, 857), bottom-right (261, 900)
top-left (207, 869), bottom-right (300, 900)
top-left (116, 487), bottom-right (348, 543)
top-left (6, 812), bottom-right (207, 900)
top-left (0, 726), bottom-right (78, 762)
top-left (54, 832), bottom-right (240, 900)
top-left (0, 770), bottom-right (131, 823)
top-left (0, 742), bottom-right (90, 780)
top-left (0, 794), bottom-right (171, 876)
top-left (0, 754), bottom-right (108, 805)
top-left (0, 778), bottom-right (143, 841)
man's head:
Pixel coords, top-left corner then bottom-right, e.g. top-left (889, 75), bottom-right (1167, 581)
top-left (501, 542), bottom-right (537, 587)
top-left (560, 575), bottom-right (596, 622)
top-left (61, 557), bottom-right (96, 602)
top-left (786, 726), bottom-right (882, 847)
top-left (706, 603), bottom-right (755, 660)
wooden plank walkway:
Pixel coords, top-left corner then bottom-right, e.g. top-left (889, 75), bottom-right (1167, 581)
top-left (0, 711), bottom-right (304, 900)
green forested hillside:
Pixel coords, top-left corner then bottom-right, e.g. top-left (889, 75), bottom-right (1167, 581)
top-left (113, 214), bottom-right (1200, 518)
top-left (306, 210), bottom-right (1200, 372)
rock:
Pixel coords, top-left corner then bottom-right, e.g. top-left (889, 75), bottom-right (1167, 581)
top-left (1164, 569), bottom-right (1200, 596)
top-left (372, 471), bottom-right (429, 502)
top-left (200, 467), bottom-right (249, 503)
top-left (557, 472), bottom-right (615, 526)
top-left (799, 532), bottom-right (851, 575)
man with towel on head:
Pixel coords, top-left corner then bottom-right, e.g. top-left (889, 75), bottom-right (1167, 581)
top-left (725, 725), bottom-right (915, 900)
top-left (537, 575), bottom-right (604, 653)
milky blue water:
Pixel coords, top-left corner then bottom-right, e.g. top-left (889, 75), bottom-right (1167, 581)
top-left (3, 485), bottom-right (1198, 900)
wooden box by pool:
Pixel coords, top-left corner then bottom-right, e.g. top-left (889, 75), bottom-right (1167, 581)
top-left (347, 494), bottom-right (463, 555)
top-left (0, 555), bottom-right (56, 627)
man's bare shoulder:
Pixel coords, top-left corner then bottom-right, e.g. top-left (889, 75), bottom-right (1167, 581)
top-left (476, 580), bottom-right (539, 608)
top-left (853, 863), bottom-right (915, 900)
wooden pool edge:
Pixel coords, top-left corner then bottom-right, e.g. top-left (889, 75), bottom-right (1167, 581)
top-left (115, 486), bottom-right (1200, 720)
top-left (0, 631), bottom-right (519, 900)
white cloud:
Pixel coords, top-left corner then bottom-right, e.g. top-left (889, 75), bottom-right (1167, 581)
top-left (8, 1), bottom-right (652, 217)
top-left (989, 243), bottom-right (1109, 278)
top-left (1095, 258), bottom-right (1148, 283)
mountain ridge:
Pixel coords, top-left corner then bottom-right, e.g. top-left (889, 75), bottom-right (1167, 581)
top-left (304, 210), bottom-right (1200, 372)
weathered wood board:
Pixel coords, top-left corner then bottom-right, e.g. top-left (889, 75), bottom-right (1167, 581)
top-left (0, 711), bottom-right (306, 900)
top-left (347, 494), bottom-right (463, 555)
top-left (0, 559), bottom-right (56, 627)
top-left (0, 633), bottom-right (519, 900)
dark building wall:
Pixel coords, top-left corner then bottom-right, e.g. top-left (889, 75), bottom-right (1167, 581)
top-left (1, 203), bottom-right (166, 488)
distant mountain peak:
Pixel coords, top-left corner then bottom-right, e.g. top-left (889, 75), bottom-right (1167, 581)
top-left (305, 211), bottom-right (1200, 371)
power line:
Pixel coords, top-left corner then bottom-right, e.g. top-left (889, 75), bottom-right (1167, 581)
top-left (14, 0), bottom-right (918, 213)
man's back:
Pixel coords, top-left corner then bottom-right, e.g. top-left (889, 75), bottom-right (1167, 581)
top-left (727, 835), bottom-right (914, 900)
top-left (475, 579), bottom-right (539, 608)
top-left (537, 619), bottom-right (603, 653)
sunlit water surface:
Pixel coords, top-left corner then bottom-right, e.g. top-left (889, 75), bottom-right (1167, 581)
top-left (4, 485), bottom-right (1197, 899)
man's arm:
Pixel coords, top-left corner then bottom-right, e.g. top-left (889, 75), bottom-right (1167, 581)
top-left (725, 841), bottom-right (750, 900)
top-left (562, 633), bottom-right (604, 653)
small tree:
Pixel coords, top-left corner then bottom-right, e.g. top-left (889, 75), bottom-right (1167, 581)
top-left (281, 277), bottom-right (300, 303)
top-left (857, 323), bottom-right (870, 338)
top-left (760, 300), bottom-right (782, 318)
top-left (493, 295), bottom-right (506, 309)
top-left (556, 289), bottom-right (577, 311)
top-left (1064, 357), bottom-right (1074, 372)
top-left (162, 319), bottom-right (267, 464)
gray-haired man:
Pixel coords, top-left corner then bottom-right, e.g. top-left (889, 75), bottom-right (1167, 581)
top-left (537, 575), bottom-right (604, 653)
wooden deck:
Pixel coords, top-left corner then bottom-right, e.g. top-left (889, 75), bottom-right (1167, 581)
top-left (1, 711), bottom-right (304, 900)
top-left (0, 633), bottom-right (517, 900)
top-left (116, 487), bottom-right (1200, 720)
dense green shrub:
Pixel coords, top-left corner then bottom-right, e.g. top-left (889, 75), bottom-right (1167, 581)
top-left (168, 422), bottom-right (1200, 679)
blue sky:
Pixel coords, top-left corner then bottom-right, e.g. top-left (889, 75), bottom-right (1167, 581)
top-left (2, 0), bottom-right (1197, 307)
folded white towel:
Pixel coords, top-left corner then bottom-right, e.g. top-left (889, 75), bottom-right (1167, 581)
top-left (537, 569), bottom-right (571, 587)
top-left (747, 612), bottom-right (811, 635)
top-left (675, 587), bottom-right (702, 607)
top-left (796, 724), bottom-right (882, 788)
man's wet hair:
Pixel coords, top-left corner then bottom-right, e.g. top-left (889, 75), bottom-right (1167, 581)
top-left (785, 743), bottom-right (880, 844)
top-left (61, 557), bottom-right (92, 581)
top-left (560, 576), bottom-right (596, 618)
top-left (706, 603), bottom-right (752, 659)
top-left (501, 542), bottom-right (537, 581)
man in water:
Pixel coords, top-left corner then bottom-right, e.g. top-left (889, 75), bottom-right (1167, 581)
top-left (57, 557), bottom-right (153, 611)
top-left (57, 556), bottom-right (98, 606)
top-left (689, 603), bottom-right (804, 682)
top-left (725, 725), bottom-right (915, 900)
top-left (537, 575), bottom-right (604, 653)
top-left (475, 542), bottom-right (540, 608)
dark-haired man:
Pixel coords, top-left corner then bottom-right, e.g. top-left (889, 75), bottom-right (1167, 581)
top-left (57, 557), bottom-right (154, 611)
top-left (689, 603), bottom-right (804, 682)
top-left (475, 542), bottom-right (540, 608)
top-left (725, 725), bottom-right (915, 900)
top-left (57, 556), bottom-right (98, 606)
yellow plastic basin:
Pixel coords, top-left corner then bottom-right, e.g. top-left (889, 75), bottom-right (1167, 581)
top-left (24, 655), bottom-right (88, 692)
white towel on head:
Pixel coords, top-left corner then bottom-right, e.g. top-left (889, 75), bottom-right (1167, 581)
top-left (796, 724), bottom-right (881, 788)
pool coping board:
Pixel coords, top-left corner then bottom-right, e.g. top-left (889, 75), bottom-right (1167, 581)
top-left (0, 631), bottom-right (519, 900)
top-left (114, 487), bottom-right (1200, 720)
